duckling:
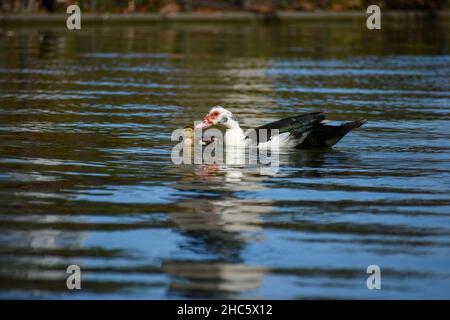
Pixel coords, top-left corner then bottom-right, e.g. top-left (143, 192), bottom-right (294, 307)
top-left (183, 126), bottom-right (219, 147)
top-left (183, 126), bottom-right (195, 146)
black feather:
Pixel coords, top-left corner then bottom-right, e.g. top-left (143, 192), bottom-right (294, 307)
top-left (244, 111), bottom-right (366, 148)
top-left (247, 112), bottom-right (326, 144)
top-left (257, 111), bottom-right (325, 133)
top-left (297, 119), bottom-right (367, 149)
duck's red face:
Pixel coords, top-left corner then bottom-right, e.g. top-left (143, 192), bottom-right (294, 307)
top-left (195, 109), bottom-right (221, 130)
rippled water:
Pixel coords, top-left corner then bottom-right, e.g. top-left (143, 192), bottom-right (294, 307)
top-left (0, 18), bottom-right (449, 299)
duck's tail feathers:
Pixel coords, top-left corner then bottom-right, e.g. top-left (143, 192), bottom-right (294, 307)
top-left (341, 119), bottom-right (367, 133)
top-left (296, 119), bottom-right (367, 149)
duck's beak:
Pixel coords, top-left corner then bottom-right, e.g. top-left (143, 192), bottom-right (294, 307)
top-left (195, 118), bottom-right (212, 130)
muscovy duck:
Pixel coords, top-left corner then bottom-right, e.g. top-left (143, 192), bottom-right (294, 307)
top-left (195, 106), bottom-right (366, 149)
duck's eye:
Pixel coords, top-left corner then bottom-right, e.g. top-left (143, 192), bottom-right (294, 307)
top-left (212, 112), bottom-right (219, 117)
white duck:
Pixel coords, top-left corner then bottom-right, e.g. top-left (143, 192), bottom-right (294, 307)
top-left (195, 106), bottom-right (366, 149)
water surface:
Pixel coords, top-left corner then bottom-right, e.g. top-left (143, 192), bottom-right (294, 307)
top-left (0, 18), bottom-right (450, 299)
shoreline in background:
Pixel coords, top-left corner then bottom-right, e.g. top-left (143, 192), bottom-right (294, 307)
top-left (1, 10), bottom-right (449, 25)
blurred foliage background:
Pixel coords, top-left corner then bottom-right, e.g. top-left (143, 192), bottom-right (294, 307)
top-left (1, 0), bottom-right (449, 13)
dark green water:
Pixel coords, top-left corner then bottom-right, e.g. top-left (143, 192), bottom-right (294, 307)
top-left (0, 18), bottom-right (449, 299)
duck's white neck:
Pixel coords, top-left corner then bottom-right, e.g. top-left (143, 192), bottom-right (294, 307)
top-left (223, 118), bottom-right (246, 146)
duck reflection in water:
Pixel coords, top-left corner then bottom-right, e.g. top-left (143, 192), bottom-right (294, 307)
top-left (166, 147), bottom-right (362, 298)
top-left (163, 195), bottom-right (272, 298)
top-left (162, 259), bottom-right (268, 299)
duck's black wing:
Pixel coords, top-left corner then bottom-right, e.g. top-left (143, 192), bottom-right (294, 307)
top-left (246, 111), bottom-right (326, 144)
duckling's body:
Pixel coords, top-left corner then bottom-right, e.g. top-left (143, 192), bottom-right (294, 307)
top-left (183, 126), bottom-right (195, 146)
top-left (183, 126), bottom-right (214, 147)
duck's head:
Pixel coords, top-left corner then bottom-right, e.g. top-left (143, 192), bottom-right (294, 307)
top-left (195, 106), bottom-right (239, 130)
